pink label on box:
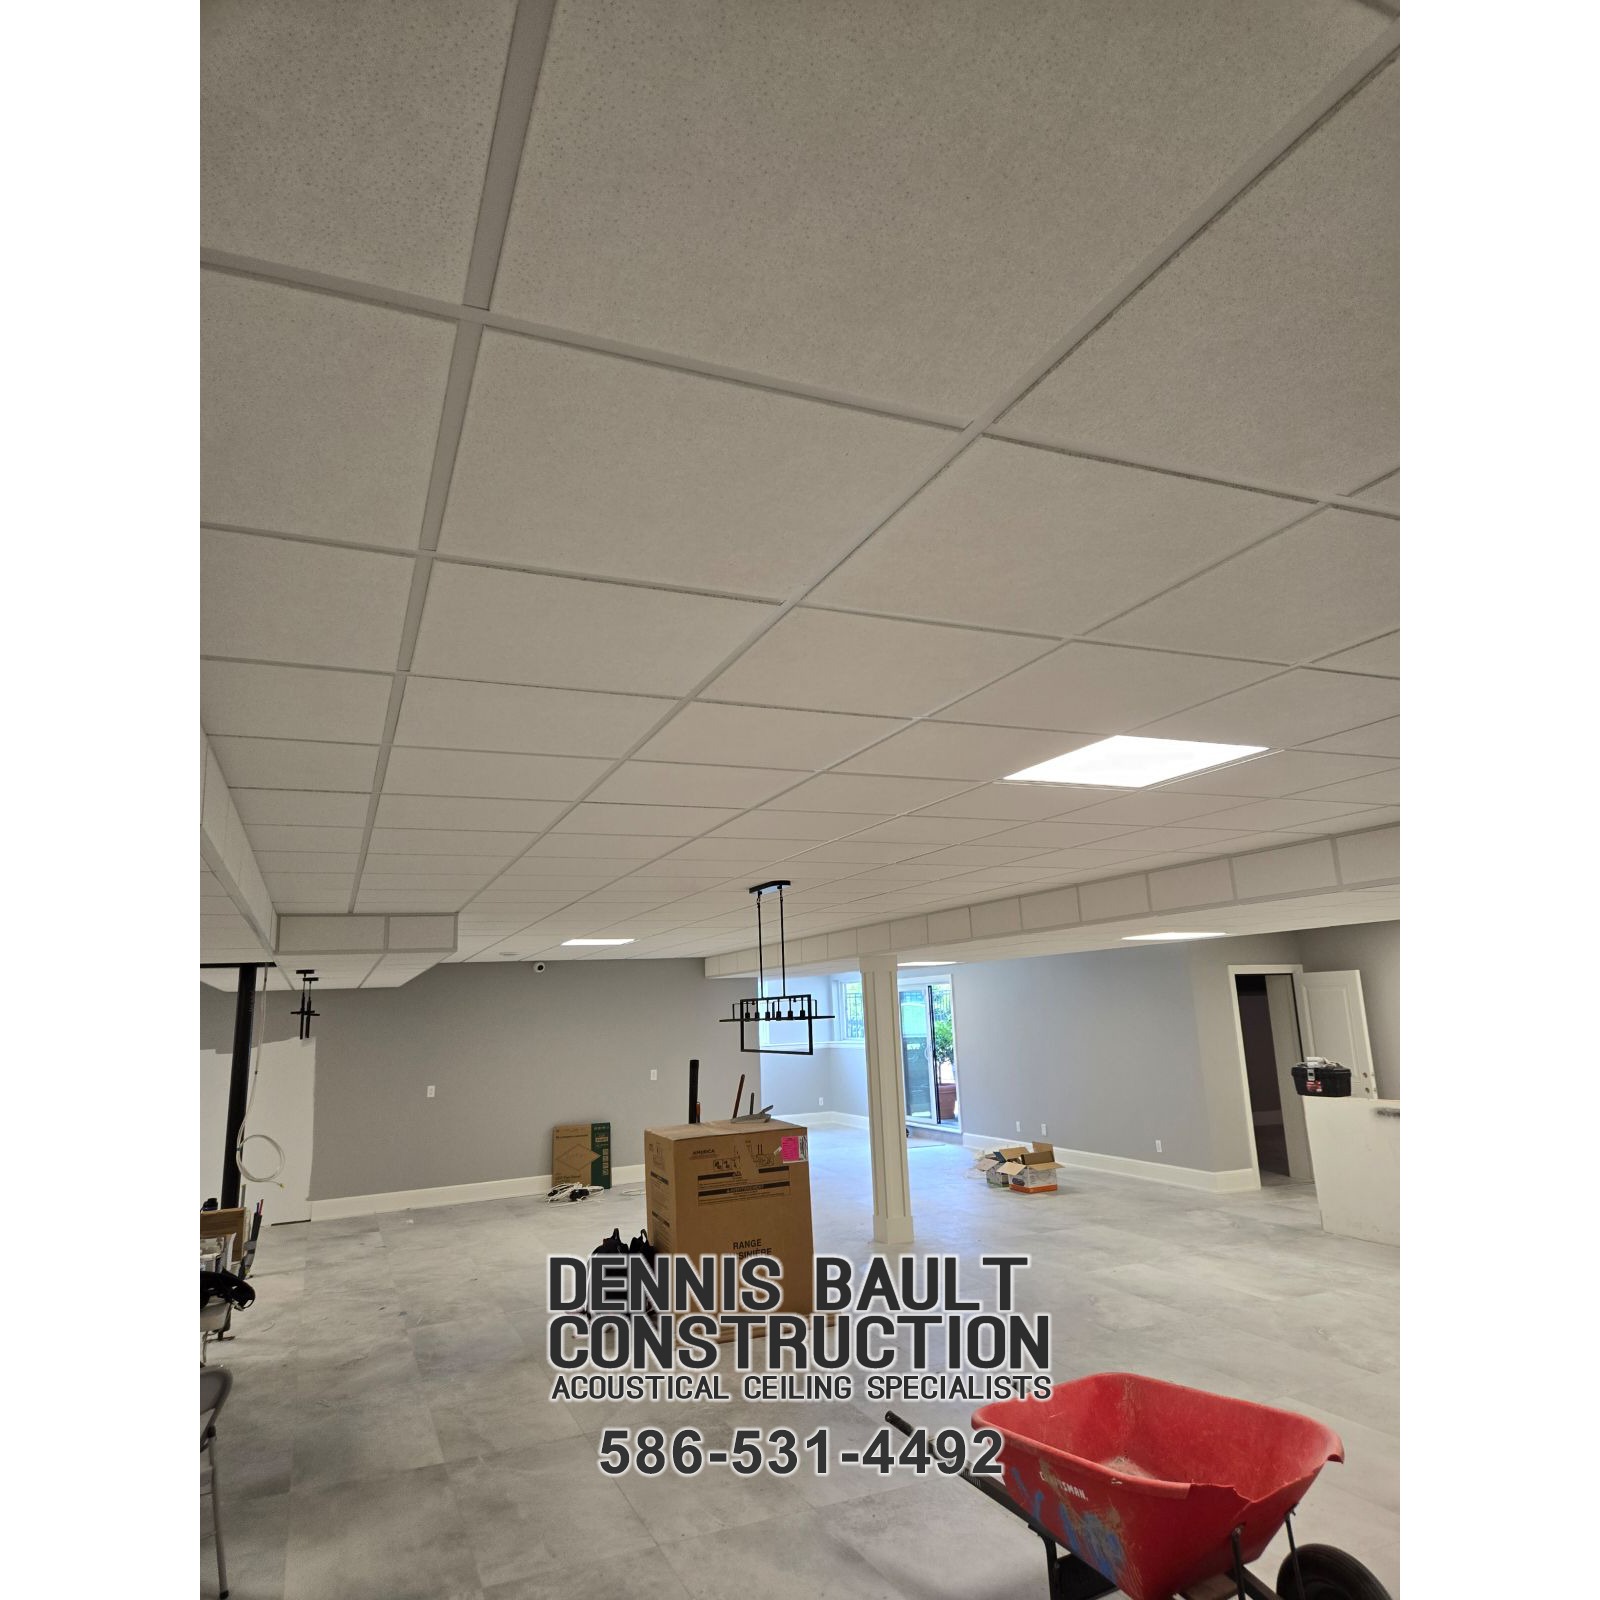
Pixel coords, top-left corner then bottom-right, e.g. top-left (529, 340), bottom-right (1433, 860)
top-left (780, 1134), bottom-right (805, 1163)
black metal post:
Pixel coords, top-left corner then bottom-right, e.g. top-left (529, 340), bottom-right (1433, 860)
top-left (220, 964), bottom-right (261, 1209)
top-left (687, 1058), bottom-right (700, 1124)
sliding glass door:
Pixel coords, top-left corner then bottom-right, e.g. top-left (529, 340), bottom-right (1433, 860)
top-left (899, 987), bottom-right (935, 1119)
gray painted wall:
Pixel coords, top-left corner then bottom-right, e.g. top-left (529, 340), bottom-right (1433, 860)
top-left (1295, 920), bottom-right (1401, 1098)
top-left (204, 960), bottom-right (746, 1201)
top-left (951, 945), bottom-right (1215, 1169)
top-left (199, 916), bottom-right (1398, 1194)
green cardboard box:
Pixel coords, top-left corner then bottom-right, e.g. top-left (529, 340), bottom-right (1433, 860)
top-left (552, 1121), bottom-right (612, 1189)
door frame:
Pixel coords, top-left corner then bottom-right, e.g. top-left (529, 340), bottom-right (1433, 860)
top-left (1226, 963), bottom-right (1305, 1191)
top-left (897, 970), bottom-right (961, 1131)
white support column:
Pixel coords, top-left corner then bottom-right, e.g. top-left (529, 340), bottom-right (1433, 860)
top-left (859, 950), bottom-right (914, 1245)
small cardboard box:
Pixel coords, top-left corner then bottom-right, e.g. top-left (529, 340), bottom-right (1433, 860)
top-left (1009, 1163), bottom-right (1062, 1194)
top-left (552, 1122), bottom-right (612, 1189)
top-left (977, 1141), bottom-right (1058, 1191)
top-left (644, 1118), bottom-right (814, 1336)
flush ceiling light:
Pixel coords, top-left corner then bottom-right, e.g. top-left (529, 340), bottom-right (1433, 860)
top-left (1003, 735), bottom-right (1267, 788)
top-left (1122, 931), bottom-right (1228, 942)
top-left (561, 938), bottom-right (635, 946)
top-left (899, 960), bottom-right (956, 967)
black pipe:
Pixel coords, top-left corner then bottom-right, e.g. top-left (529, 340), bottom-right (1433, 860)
top-left (220, 964), bottom-right (261, 1209)
top-left (687, 1058), bottom-right (700, 1123)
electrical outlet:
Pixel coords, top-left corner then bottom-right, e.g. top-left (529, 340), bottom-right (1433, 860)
top-left (426, 1086), bottom-right (435, 1099)
top-left (1015, 1120), bottom-right (1022, 1133)
top-left (1040, 1123), bottom-right (1048, 1138)
top-left (819, 1097), bottom-right (825, 1106)
top-left (1155, 1138), bottom-right (1162, 1154)
top-left (650, 1069), bottom-right (657, 1081)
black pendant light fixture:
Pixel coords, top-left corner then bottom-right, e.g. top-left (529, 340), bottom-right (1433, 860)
top-left (719, 881), bottom-right (832, 1055)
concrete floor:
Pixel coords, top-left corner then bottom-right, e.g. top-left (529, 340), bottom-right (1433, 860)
top-left (204, 1129), bottom-right (1399, 1598)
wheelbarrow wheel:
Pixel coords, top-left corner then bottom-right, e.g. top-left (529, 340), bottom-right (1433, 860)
top-left (1275, 1543), bottom-right (1391, 1600)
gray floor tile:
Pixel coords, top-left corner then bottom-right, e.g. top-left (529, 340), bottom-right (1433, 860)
top-left (283, 1464), bottom-right (481, 1600)
top-left (445, 1436), bottom-right (656, 1589)
top-left (211, 1130), bottom-right (1398, 1598)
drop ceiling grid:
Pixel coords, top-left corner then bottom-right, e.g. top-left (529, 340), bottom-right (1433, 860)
top-left (200, 12), bottom-right (1401, 960)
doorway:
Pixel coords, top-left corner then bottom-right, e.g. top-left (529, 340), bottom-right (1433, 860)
top-left (1231, 971), bottom-right (1313, 1186)
top-left (899, 974), bottom-right (960, 1130)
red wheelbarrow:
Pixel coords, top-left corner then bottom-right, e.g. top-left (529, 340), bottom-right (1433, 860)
top-left (887, 1372), bottom-right (1391, 1600)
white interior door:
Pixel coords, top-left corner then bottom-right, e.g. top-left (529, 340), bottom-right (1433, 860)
top-left (1296, 970), bottom-right (1378, 1099)
top-left (200, 1037), bottom-right (316, 1223)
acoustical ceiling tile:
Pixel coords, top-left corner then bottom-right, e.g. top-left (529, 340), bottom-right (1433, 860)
top-left (1140, 668), bottom-right (1399, 747)
top-left (395, 676), bottom-right (668, 757)
top-left (813, 440), bottom-right (1298, 635)
top-left (900, 844), bottom-right (1049, 868)
top-left (367, 828), bottom-right (534, 857)
top-left (1353, 470), bottom-right (1400, 510)
top-left (1004, 63), bottom-right (1398, 495)
top-left (1047, 791), bottom-right (1251, 826)
top-left (1314, 631), bottom-right (1400, 677)
top-left (710, 811), bottom-right (893, 841)
top-left (1094, 509), bottom-right (1397, 664)
top-left (256, 851), bottom-right (360, 873)
top-left (440, 333), bottom-right (948, 594)
top-left (211, 737), bottom-right (378, 792)
top-left (201, 273), bottom-right (452, 547)
top-left (201, 0), bottom-right (513, 297)
top-left (787, 840), bottom-right (925, 865)
top-left (492, 0), bottom-right (1391, 413)
top-left (372, 794), bottom-right (568, 832)
top-left (845, 816), bottom-right (1006, 846)
top-left (1281, 806), bottom-right (1400, 835)
top-left (660, 838), bottom-right (800, 865)
top-left (588, 761), bottom-right (801, 809)
top-left (555, 803), bottom-right (739, 836)
top-left (362, 854), bottom-right (506, 877)
top-left (913, 784), bottom-right (1104, 822)
top-left (383, 747), bottom-right (609, 800)
top-left (978, 821), bottom-right (1143, 850)
top-left (1159, 750), bottom-right (1396, 799)
top-left (244, 825), bottom-right (368, 853)
top-left (1193, 797), bottom-right (1380, 832)
top-left (1297, 717), bottom-right (1400, 758)
top-left (837, 722), bottom-right (1092, 781)
top-left (359, 874), bottom-right (495, 893)
top-left (938, 642), bottom-right (1280, 735)
top-left (411, 562), bottom-right (773, 693)
top-left (203, 531), bottom-right (415, 672)
top-left (233, 789), bottom-right (373, 828)
top-left (703, 608), bottom-right (1049, 718)
top-left (1295, 770), bottom-right (1401, 806)
top-left (202, 660), bottom-right (393, 744)
top-left (524, 834), bottom-right (683, 861)
top-left (766, 773), bottom-right (971, 815)
top-left (637, 702), bottom-right (905, 771)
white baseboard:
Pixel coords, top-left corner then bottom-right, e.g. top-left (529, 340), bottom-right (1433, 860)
top-left (773, 1110), bottom-right (869, 1130)
top-left (310, 1163), bottom-right (648, 1221)
top-left (961, 1130), bottom-right (1258, 1195)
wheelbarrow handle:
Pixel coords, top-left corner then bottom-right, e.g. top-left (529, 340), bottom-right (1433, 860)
top-left (881, 1409), bottom-right (1058, 1544)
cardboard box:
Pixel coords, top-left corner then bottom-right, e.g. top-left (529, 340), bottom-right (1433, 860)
top-left (976, 1141), bottom-right (1062, 1193)
top-left (200, 1207), bottom-right (248, 1267)
top-left (1009, 1163), bottom-right (1061, 1194)
top-left (644, 1118), bottom-right (814, 1336)
top-left (552, 1122), bottom-right (612, 1189)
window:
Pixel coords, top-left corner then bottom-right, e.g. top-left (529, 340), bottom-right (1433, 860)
top-left (834, 977), bottom-right (865, 1042)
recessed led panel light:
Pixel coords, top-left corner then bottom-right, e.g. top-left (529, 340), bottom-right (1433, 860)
top-left (898, 961), bottom-right (956, 967)
top-left (1003, 735), bottom-right (1267, 788)
top-left (561, 938), bottom-right (635, 946)
top-left (1122, 931), bottom-right (1228, 942)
